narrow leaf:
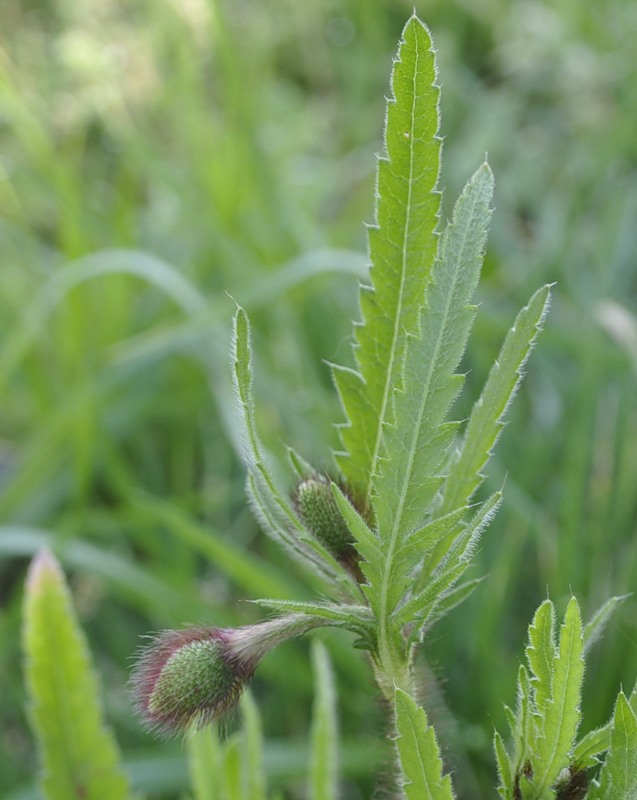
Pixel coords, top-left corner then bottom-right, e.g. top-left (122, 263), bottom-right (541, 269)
top-left (526, 599), bottom-right (556, 717)
top-left (494, 730), bottom-right (514, 796)
top-left (441, 284), bottom-right (551, 513)
top-left (22, 550), bottom-right (129, 800)
top-left (583, 594), bottom-right (628, 654)
top-left (309, 641), bottom-right (338, 800)
top-left (232, 310), bottom-right (350, 588)
top-left (394, 688), bottom-right (455, 800)
top-left (252, 599), bottom-right (373, 636)
top-left (572, 723), bottom-right (611, 768)
top-left (333, 15), bottom-right (442, 502)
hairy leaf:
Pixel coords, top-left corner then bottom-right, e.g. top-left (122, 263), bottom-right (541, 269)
top-left (332, 15), bottom-right (441, 503)
top-left (494, 730), bottom-right (514, 798)
top-left (369, 163), bottom-right (493, 663)
top-left (583, 594), bottom-right (628, 654)
top-left (589, 692), bottom-right (637, 800)
top-left (572, 723), bottom-right (611, 768)
top-left (233, 307), bottom-right (351, 589)
top-left (395, 688), bottom-right (455, 799)
top-left (440, 284), bottom-right (551, 513)
top-left (253, 599), bottom-right (374, 639)
top-left (526, 600), bottom-right (556, 719)
top-left (529, 597), bottom-right (584, 798)
top-left (309, 641), bottom-right (338, 800)
top-left (22, 550), bottom-right (129, 800)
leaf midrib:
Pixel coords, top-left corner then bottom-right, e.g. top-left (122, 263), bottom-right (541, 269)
top-left (366, 31), bottom-right (424, 508)
top-left (378, 186), bottom-right (475, 646)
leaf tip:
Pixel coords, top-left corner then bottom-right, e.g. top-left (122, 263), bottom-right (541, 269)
top-left (26, 549), bottom-right (63, 594)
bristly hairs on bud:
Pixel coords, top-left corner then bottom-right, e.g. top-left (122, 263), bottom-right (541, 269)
top-left (130, 615), bottom-right (323, 737)
top-left (293, 473), bottom-right (366, 582)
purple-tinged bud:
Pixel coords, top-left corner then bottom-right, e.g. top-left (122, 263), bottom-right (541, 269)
top-left (131, 615), bottom-right (321, 737)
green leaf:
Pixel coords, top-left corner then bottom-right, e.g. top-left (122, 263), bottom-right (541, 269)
top-left (332, 15), bottom-right (441, 503)
top-left (394, 688), bottom-right (455, 800)
top-left (309, 641), bottom-right (338, 800)
top-left (583, 594), bottom-right (628, 654)
top-left (589, 692), bottom-right (637, 800)
top-left (232, 307), bottom-right (351, 589)
top-left (572, 723), bottom-right (611, 768)
top-left (526, 599), bottom-right (556, 718)
top-left (394, 492), bottom-right (501, 632)
top-left (240, 692), bottom-right (266, 800)
top-left (494, 730), bottom-right (514, 797)
top-left (529, 597), bottom-right (584, 799)
top-left (370, 164), bottom-right (493, 633)
top-left (188, 725), bottom-right (225, 800)
top-left (252, 599), bottom-right (374, 638)
top-left (440, 284), bottom-right (551, 513)
top-left (22, 550), bottom-right (130, 800)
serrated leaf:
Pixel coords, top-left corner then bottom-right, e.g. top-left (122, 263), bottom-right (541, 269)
top-left (421, 577), bottom-right (485, 632)
top-left (369, 163), bottom-right (494, 660)
top-left (333, 15), bottom-right (442, 503)
top-left (233, 308), bottom-right (351, 589)
top-left (392, 492), bottom-right (499, 632)
top-left (309, 641), bottom-right (338, 800)
top-left (529, 597), bottom-right (584, 799)
top-left (240, 692), bottom-right (266, 800)
top-left (394, 688), bottom-right (455, 800)
top-left (22, 550), bottom-right (130, 800)
top-left (440, 284), bottom-right (551, 513)
top-left (526, 600), bottom-right (556, 717)
top-left (589, 692), bottom-right (637, 800)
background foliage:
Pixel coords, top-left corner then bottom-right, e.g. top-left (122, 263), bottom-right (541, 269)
top-left (1, 0), bottom-right (636, 797)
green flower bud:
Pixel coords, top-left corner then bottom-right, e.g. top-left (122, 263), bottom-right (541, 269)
top-left (131, 615), bottom-right (321, 737)
top-left (294, 475), bottom-right (364, 581)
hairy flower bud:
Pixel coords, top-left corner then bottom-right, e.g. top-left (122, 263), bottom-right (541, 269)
top-left (131, 615), bottom-right (320, 737)
top-left (294, 475), bottom-right (364, 580)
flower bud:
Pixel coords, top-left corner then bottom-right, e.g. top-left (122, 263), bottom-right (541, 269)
top-left (294, 476), bottom-right (363, 580)
top-left (131, 615), bottom-right (320, 737)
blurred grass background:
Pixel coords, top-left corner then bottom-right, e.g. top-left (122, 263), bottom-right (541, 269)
top-left (1, 0), bottom-right (636, 797)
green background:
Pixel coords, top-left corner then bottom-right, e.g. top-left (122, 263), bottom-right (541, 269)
top-left (1, 0), bottom-right (636, 796)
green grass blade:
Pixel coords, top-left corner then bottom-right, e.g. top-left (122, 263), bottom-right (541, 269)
top-left (371, 163), bottom-right (494, 635)
top-left (188, 725), bottom-right (225, 800)
top-left (22, 550), bottom-right (130, 800)
top-left (309, 641), bottom-right (338, 800)
top-left (529, 597), bottom-right (584, 798)
top-left (333, 14), bottom-right (441, 503)
top-left (240, 692), bottom-right (266, 800)
top-left (440, 284), bottom-right (551, 514)
top-left (394, 689), bottom-right (455, 800)
top-left (589, 692), bottom-right (637, 800)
